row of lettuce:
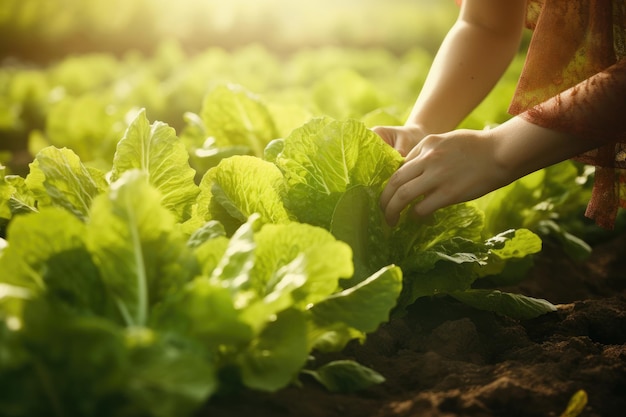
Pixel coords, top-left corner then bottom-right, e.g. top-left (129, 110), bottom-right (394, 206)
top-left (0, 41), bottom-right (521, 171)
top-left (1, 42), bottom-right (603, 249)
top-left (0, 44), bottom-right (608, 417)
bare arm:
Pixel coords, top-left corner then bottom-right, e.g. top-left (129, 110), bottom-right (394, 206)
top-left (373, 0), bottom-right (527, 155)
top-left (406, 0), bottom-right (527, 133)
top-left (380, 60), bottom-right (626, 226)
top-left (377, 1), bottom-right (626, 227)
top-left (492, 57), bottom-right (626, 186)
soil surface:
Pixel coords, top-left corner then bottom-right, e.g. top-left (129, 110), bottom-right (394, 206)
top-left (200, 231), bottom-right (626, 417)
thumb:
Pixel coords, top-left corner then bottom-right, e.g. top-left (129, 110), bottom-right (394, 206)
top-left (372, 126), bottom-right (409, 156)
top-left (371, 126), bottom-right (395, 146)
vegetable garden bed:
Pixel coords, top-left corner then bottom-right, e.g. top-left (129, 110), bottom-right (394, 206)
top-left (1, 42), bottom-right (624, 417)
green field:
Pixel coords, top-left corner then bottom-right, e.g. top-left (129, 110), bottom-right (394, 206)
top-left (1, 2), bottom-right (621, 417)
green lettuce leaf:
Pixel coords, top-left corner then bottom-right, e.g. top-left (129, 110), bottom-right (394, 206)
top-left (243, 223), bottom-right (353, 328)
top-left (536, 219), bottom-right (591, 262)
top-left (0, 166), bottom-right (12, 220)
top-left (11, 300), bottom-right (128, 417)
top-left (87, 170), bottom-right (196, 327)
top-left (124, 328), bottom-right (218, 417)
top-left (330, 184), bottom-right (390, 285)
top-left (251, 221), bottom-right (353, 307)
top-left (25, 146), bottom-right (107, 220)
top-left (395, 227), bottom-right (543, 312)
top-left (473, 161), bottom-right (592, 261)
top-left (199, 84), bottom-right (279, 156)
top-left (276, 117), bottom-right (402, 228)
top-left (4, 174), bottom-right (37, 218)
top-left (202, 216), bottom-right (353, 332)
top-left (360, 108), bottom-right (403, 128)
top-left (263, 138), bottom-right (284, 164)
top-left (197, 155), bottom-right (292, 234)
top-left (206, 213), bottom-right (259, 311)
top-left (309, 265), bottom-right (402, 351)
top-left (155, 216), bottom-right (363, 393)
top-left (237, 308), bottom-right (308, 391)
top-left (111, 109), bottom-right (199, 222)
top-left (476, 228), bottom-right (543, 282)
top-left (391, 203), bottom-right (485, 270)
top-left (395, 256), bottom-right (479, 313)
top-left (0, 207), bottom-right (106, 314)
top-left (151, 277), bottom-right (254, 350)
top-left (303, 359), bottom-right (385, 393)
top-left (475, 161), bottom-right (590, 236)
top-left (449, 289), bottom-right (557, 320)
top-left (186, 220), bottom-right (226, 249)
top-left (193, 236), bottom-right (230, 277)
top-left (181, 111), bottom-right (252, 181)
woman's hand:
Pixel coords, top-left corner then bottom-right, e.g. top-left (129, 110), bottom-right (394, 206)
top-left (379, 128), bottom-right (511, 226)
top-left (371, 124), bottom-right (430, 157)
top-left (378, 116), bottom-right (596, 227)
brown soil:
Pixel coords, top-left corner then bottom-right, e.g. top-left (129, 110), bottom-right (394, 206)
top-left (200, 232), bottom-right (626, 417)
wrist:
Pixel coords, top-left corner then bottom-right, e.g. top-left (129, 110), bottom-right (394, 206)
top-left (404, 120), bottom-right (427, 129)
top-left (403, 121), bottom-right (432, 138)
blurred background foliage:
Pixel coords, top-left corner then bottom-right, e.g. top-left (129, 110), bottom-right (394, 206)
top-left (0, 0), bottom-right (471, 171)
top-left (0, 0), bottom-right (531, 200)
top-left (1, 0), bottom-right (460, 62)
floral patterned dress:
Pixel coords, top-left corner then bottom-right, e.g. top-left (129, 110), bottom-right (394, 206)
top-left (508, 0), bottom-right (626, 229)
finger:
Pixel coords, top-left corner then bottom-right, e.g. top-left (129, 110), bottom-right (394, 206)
top-left (372, 126), bottom-right (413, 157)
top-left (393, 137), bottom-right (412, 157)
top-left (379, 158), bottom-right (423, 209)
top-left (381, 170), bottom-right (432, 227)
top-left (412, 188), bottom-right (454, 218)
top-left (384, 178), bottom-right (432, 226)
top-left (404, 134), bottom-right (433, 161)
top-left (403, 142), bottom-right (422, 161)
top-left (371, 126), bottom-right (396, 148)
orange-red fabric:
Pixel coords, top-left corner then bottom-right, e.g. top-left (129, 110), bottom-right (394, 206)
top-left (456, 0), bottom-right (626, 228)
top-left (509, 0), bottom-right (626, 229)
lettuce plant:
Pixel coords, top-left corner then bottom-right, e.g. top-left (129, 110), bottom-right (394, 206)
top-left (0, 111), bottom-right (403, 417)
top-left (196, 116), bottom-right (554, 319)
top-left (473, 160), bottom-right (595, 262)
top-left (0, 107), bottom-right (557, 417)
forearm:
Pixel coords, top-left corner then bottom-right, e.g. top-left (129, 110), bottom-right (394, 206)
top-left (406, 0), bottom-right (526, 134)
top-left (498, 57), bottom-right (626, 179)
top-left (490, 116), bottom-right (601, 183)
